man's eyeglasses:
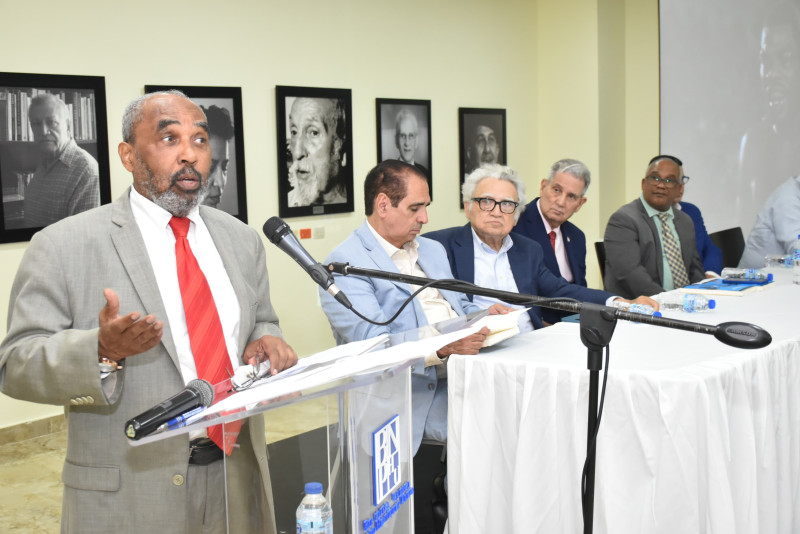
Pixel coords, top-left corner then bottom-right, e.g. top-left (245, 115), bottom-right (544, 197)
top-left (471, 197), bottom-right (519, 214)
top-left (644, 175), bottom-right (689, 188)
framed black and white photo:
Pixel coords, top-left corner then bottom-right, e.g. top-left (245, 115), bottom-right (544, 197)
top-left (276, 85), bottom-right (354, 218)
top-left (458, 107), bottom-right (507, 206)
top-left (0, 72), bottom-right (110, 243)
top-left (145, 85), bottom-right (248, 223)
top-left (376, 98), bottom-right (432, 198)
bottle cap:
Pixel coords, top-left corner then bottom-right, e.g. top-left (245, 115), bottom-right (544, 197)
top-left (305, 482), bottom-right (323, 495)
top-left (708, 299), bottom-right (716, 309)
top-left (653, 311), bottom-right (662, 317)
top-left (767, 273), bottom-right (774, 281)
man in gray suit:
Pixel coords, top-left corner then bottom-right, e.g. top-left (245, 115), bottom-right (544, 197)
top-left (603, 155), bottom-right (705, 298)
top-left (0, 91), bottom-right (297, 533)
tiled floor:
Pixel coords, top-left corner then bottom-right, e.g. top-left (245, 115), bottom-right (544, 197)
top-left (0, 398), bottom-right (335, 533)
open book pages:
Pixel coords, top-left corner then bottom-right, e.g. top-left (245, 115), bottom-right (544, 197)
top-left (471, 308), bottom-right (529, 347)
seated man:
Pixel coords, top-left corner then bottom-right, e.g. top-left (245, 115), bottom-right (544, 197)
top-left (426, 164), bottom-right (656, 332)
top-left (604, 155), bottom-right (705, 298)
top-left (318, 159), bottom-right (503, 454)
top-left (669, 158), bottom-right (723, 274)
top-left (739, 176), bottom-right (800, 268)
top-left (513, 158), bottom-right (590, 323)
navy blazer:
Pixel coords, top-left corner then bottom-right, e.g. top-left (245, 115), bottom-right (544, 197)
top-left (424, 224), bottom-right (612, 329)
top-left (679, 201), bottom-right (723, 273)
top-left (513, 197), bottom-right (588, 286)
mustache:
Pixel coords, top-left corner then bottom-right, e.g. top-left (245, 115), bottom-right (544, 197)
top-left (170, 167), bottom-right (203, 185)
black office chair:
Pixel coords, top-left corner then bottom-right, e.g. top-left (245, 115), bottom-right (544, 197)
top-left (708, 227), bottom-right (745, 268)
top-left (594, 241), bottom-right (607, 287)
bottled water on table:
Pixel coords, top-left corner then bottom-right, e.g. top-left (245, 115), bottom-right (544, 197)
top-left (656, 293), bottom-right (715, 313)
top-left (720, 268), bottom-right (772, 281)
top-left (611, 300), bottom-right (661, 317)
top-left (792, 234), bottom-right (800, 286)
top-left (296, 482), bottom-right (333, 534)
top-left (764, 254), bottom-right (793, 268)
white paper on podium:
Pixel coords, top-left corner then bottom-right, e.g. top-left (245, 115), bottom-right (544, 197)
top-left (195, 325), bottom-right (481, 419)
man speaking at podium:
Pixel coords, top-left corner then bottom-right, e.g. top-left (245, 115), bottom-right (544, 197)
top-left (0, 91), bottom-right (296, 534)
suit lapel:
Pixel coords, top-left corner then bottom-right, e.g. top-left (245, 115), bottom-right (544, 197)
top-left (356, 223), bottom-right (413, 296)
top-left (449, 225), bottom-right (475, 298)
top-left (109, 192), bottom-right (180, 370)
top-left (638, 200), bottom-right (664, 283)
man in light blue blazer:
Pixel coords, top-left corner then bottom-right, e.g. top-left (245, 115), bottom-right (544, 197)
top-left (319, 160), bottom-right (502, 454)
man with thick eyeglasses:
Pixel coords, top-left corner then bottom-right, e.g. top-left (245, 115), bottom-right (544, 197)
top-left (426, 164), bottom-right (657, 332)
top-left (513, 158), bottom-right (592, 324)
top-left (603, 155), bottom-right (705, 299)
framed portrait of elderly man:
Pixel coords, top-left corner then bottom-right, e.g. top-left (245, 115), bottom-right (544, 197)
top-left (276, 85), bottom-right (354, 218)
top-left (458, 107), bottom-right (507, 207)
top-left (376, 98), bottom-right (433, 199)
top-left (0, 72), bottom-right (111, 244)
top-left (145, 85), bottom-right (248, 223)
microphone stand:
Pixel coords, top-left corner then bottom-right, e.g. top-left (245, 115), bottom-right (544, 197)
top-left (326, 262), bottom-right (772, 534)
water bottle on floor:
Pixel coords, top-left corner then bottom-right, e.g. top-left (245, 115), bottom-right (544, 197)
top-left (792, 234), bottom-right (800, 285)
top-left (296, 482), bottom-right (333, 534)
top-left (656, 293), bottom-right (715, 312)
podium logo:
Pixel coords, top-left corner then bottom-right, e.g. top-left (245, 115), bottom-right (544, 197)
top-left (372, 414), bottom-right (401, 506)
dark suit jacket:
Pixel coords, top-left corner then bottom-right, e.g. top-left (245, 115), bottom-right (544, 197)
top-left (603, 198), bottom-right (705, 298)
top-left (424, 224), bottom-right (612, 329)
top-left (679, 201), bottom-right (723, 273)
top-left (513, 198), bottom-right (588, 323)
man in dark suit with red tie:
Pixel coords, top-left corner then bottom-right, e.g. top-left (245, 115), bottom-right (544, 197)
top-left (513, 158), bottom-right (591, 324)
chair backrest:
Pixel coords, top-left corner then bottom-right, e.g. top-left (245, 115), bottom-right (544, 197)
top-left (708, 227), bottom-right (745, 268)
top-left (594, 241), bottom-right (606, 286)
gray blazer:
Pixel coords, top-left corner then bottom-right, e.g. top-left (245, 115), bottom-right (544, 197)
top-left (0, 189), bottom-right (282, 533)
top-left (603, 198), bottom-right (705, 298)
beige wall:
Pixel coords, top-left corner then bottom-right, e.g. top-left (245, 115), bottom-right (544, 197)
top-left (0, 0), bottom-right (658, 429)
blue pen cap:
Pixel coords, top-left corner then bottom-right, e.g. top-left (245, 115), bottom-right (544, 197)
top-left (305, 482), bottom-right (323, 495)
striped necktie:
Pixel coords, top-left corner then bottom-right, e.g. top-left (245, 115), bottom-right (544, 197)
top-left (169, 216), bottom-right (240, 454)
top-left (657, 212), bottom-right (690, 288)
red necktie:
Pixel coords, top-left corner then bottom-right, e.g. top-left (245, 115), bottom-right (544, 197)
top-left (549, 231), bottom-right (557, 251)
top-left (169, 216), bottom-right (240, 454)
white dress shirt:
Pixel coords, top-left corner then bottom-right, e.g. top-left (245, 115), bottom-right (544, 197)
top-left (536, 199), bottom-right (575, 283)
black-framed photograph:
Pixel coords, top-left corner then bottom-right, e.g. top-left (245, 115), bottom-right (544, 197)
top-left (0, 72), bottom-right (111, 243)
top-left (276, 85), bottom-right (354, 218)
top-left (458, 107), bottom-right (507, 206)
top-left (145, 85), bottom-right (248, 223)
top-left (376, 98), bottom-right (432, 199)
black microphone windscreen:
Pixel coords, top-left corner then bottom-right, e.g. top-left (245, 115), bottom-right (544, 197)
top-left (187, 379), bottom-right (215, 407)
top-left (263, 217), bottom-right (289, 244)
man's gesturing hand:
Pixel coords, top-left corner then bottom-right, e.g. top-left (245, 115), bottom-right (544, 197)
top-left (98, 288), bottom-right (163, 362)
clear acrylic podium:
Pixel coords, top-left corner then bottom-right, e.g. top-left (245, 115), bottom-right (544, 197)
top-left (129, 316), bottom-right (482, 534)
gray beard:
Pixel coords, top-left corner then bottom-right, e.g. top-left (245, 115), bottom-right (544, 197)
top-left (138, 156), bottom-right (207, 217)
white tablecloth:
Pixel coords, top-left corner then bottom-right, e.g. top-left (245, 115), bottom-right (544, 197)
top-left (447, 283), bottom-right (800, 533)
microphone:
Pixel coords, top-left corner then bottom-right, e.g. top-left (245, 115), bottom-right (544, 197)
top-left (263, 217), bottom-right (352, 309)
top-left (713, 321), bottom-right (772, 349)
top-left (124, 379), bottom-right (214, 440)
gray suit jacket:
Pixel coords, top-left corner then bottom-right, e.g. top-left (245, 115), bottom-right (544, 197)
top-left (603, 198), bottom-right (705, 298)
top-left (0, 189), bottom-right (282, 533)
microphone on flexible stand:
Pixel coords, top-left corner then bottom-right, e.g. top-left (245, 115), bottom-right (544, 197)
top-left (263, 217), bottom-right (352, 309)
top-left (124, 379), bottom-right (214, 440)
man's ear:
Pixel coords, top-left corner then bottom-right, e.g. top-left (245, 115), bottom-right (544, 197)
top-left (575, 196), bottom-right (588, 213)
top-left (118, 142), bottom-right (136, 173)
top-left (375, 192), bottom-right (390, 216)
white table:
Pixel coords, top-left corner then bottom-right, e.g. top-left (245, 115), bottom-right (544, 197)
top-left (447, 282), bottom-right (800, 533)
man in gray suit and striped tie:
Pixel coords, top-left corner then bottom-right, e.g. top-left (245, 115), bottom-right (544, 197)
top-left (603, 155), bottom-right (706, 299)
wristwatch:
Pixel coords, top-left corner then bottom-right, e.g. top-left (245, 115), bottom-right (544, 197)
top-left (99, 357), bottom-right (123, 373)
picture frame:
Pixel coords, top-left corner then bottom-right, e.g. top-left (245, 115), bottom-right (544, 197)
top-left (376, 98), bottom-right (433, 198)
top-left (145, 85), bottom-right (248, 223)
top-left (0, 72), bottom-right (111, 243)
top-left (458, 107), bottom-right (507, 207)
top-left (276, 85), bottom-right (354, 218)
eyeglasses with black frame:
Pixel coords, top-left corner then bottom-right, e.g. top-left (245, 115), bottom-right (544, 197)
top-left (643, 174), bottom-right (688, 188)
top-left (471, 197), bottom-right (519, 214)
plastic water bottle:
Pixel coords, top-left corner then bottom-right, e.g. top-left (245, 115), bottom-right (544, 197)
top-left (792, 234), bottom-right (800, 285)
top-left (296, 482), bottom-right (333, 534)
top-left (611, 300), bottom-right (662, 317)
top-left (764, 254), bottom-right (793, 268)
top-left (720, 268), bottom-right (772, 281)
top-left (656, 293), bottom-right (715, 313)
